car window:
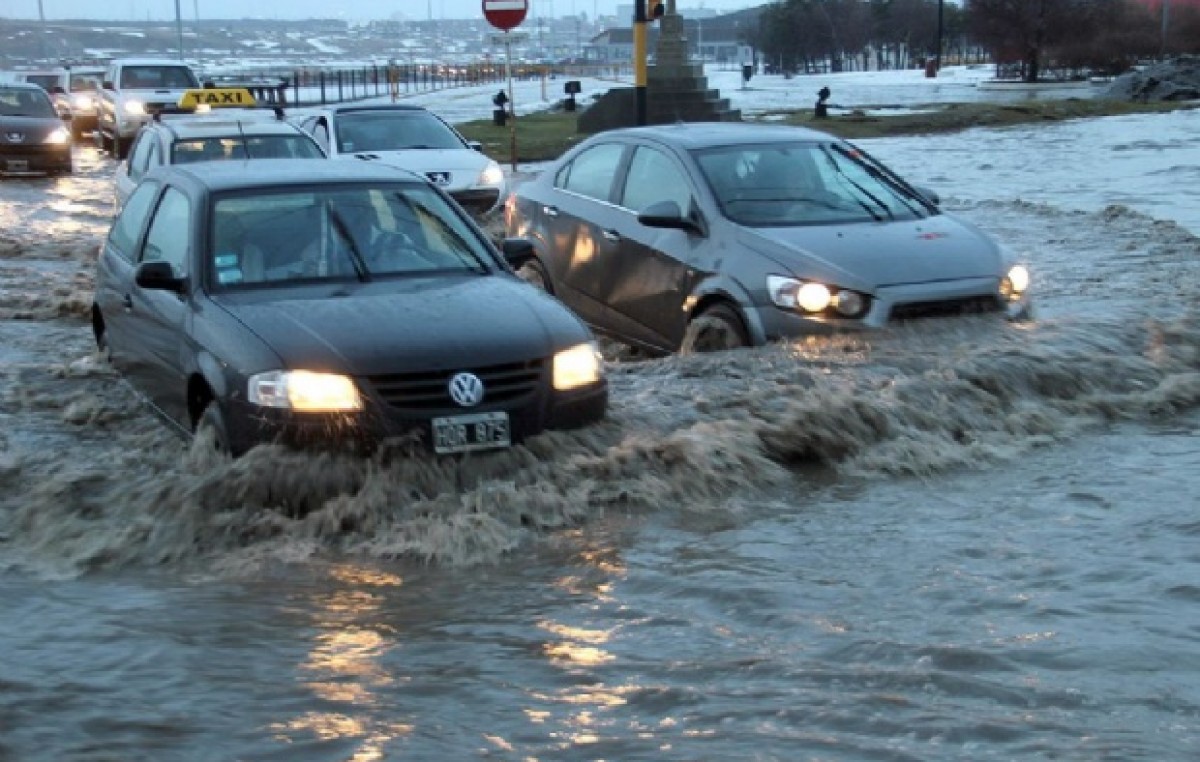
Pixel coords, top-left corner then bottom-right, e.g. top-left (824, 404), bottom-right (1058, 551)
top-left (561, 143), bottom-right (625, 202)
top-left (108, 182), bottom-right (159, 261)
top-left (0, 87), bottom-right (56, 118)
top-left (70, 72), bottom-right (102, 91)
top-left (620, 146), bottom-right (694, 214)
top-left (140, 188), bottom-right (191, 276)
top-left (172, 135), bottom-right (323, 162)
top-left (119, 65), bottom-right (199, 89)
top-left (209, 184), bottom-right (493, 289)
top-left (127, 133), bottom-right (155, 179)
top-left (333, 111), bottom-right (465, 153)
top-left (312, 120), bottom-right (330, 152)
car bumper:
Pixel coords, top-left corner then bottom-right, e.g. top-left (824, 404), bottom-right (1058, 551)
top-left (450, 187), bottom-right (502, 217)
top-left (0, 146), bottom-right (72, 174)
top-left (752, 277), bottom-right (1032, 342)
top-left (220, 381), bottom-right (607, 456)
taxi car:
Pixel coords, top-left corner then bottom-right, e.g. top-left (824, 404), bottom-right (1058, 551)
top-left (506, 123), bottom-right (1032, 354)
top-left (295, 104), bottom-right (505, 218)
top-left (0, 83), bottom-right (72, 176)
top-left (114, 88), bottom-right (325, 208)
top-left (90, 159), bottom-right (607, 456)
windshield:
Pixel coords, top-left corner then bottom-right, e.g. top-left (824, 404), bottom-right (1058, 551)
top-left (693, 142), bottom-right (933, 227)
top-left (70, 73), bottom-right (103, 92)
top-left (0, 88), bottom-right (56, 118)
top-left (119, 66), bottom-right (200, 89)
top-left (173, 135), bottom-right (324, 163)
top-left (209, 184), bottom-right (494, 289)
top-left (23, 74), bottom-right (61, 91)
top-left (334, 111), bottom-right (465, 153)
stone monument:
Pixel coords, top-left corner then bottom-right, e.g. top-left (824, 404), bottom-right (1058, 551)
top-left (578, 0), bottom-right (740, 133)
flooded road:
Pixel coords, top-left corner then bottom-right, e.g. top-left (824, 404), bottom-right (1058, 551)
top-left (1, 124), bottom-right (1199, 760)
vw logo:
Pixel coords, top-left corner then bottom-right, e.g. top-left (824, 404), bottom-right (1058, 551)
top-left (426, 171), bottom-right (451, 186)
top-left (5, 132), bottom-right (25, 143)
top-left (448, 372), bottom-right (484, 407)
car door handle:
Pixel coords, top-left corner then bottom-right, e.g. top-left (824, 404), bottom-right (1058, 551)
top-left (602, 229), bottom-right (621, 243)
top-left (542, 205), bottom-right (559, 218)
top-left (122, 294), bottom-right (133, 311)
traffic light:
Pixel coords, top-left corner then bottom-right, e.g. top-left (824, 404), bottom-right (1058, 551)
top-left (648, 0), bottom-right (665, 21)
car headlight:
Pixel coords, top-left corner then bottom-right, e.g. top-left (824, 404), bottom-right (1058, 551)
top-left (123, 100), bottom-right (146, 116)
top-left (43, 127), bottom-right (71, 145)
top-left (248, 370), bottom-right (362, 412)
top-left (71, 94), bottom-right (94, 110)
top-left (1000, 264), bottom-right (1030, 300)
top-left (767, 275), bottom-right (870, 318)
top-left (478, 161), bottom-right (504, 188)
top-left (553, 342), bottom-right (603, 391)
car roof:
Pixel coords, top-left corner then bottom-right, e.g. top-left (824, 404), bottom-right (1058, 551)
top-left (148, 158), bottom-right (423, 191)
top-left (110, 58), bottom-right (193, 66)
top-left (599, 122), bottom-right (839, 149)
top-left (151, 116), bottom-right (305, 140)
top-left (324, 103), bottom-right (432, 114)
top-left (1, 82), bottom-right (51, 94)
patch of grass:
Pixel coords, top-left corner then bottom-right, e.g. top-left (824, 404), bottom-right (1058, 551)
top-left (454, 99), bottom-right (1199, 162)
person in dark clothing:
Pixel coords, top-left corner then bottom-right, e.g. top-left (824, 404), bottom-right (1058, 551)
top-left (815, 86), bottom-right (831, 119)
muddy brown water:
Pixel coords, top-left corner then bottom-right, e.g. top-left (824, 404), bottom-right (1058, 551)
top-left (0, 137), bottom-right (1198, 760)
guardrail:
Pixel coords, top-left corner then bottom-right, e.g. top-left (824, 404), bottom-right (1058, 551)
top-left (203, 63), bottom-right (632, 108)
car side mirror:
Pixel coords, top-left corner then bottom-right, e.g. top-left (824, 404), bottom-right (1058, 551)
top-left (135, 261), bottom-right (185, 292)
top-left (637, 200), bottom-right (705, 235)
top-left (499, 238), bottom-right (536, 269)
top-left (912, 185), bottom-right (940, 206)
top-left (468, 141), bottom-right (484, 152)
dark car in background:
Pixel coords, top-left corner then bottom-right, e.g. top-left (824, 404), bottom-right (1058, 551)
top-left (90, 160), bottom-right (606, 456)
top-left (505, 123), bottom-right (1031, 354)
top-left (0, 83), bottom-right (72, 176)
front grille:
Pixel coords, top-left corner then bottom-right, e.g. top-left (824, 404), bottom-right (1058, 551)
top-left (367, 359), bottom-right (545, 412)
top-left (889, 295), bottom-right (1003, 321)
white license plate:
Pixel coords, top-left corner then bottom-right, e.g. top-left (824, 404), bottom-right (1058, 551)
top-left (6, 160), bottom-right (28, 172)
top-left (432, 411), bottom-right (511, 454)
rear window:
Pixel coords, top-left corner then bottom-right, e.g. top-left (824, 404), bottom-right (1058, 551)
top-left (23, 74), bottom-right (61, 91)
top-left (119, 66), bottom-right (199, 89)
top-left (334, 111), bottom-right (464, 153)
top-left (172, 135), bottom-right (324, 163)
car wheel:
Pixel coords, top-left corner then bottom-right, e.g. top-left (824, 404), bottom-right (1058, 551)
top-left (681, 303), bottom-right (749, 354)
top-left (196, 401), bottom-right (232, 456)
top-left (516, 257), bottom-right (551, 292)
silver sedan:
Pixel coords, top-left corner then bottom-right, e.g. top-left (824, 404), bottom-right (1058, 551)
top-left (504, 123), bottom-right (1031, 354)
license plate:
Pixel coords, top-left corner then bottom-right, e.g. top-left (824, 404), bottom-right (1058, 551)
top-left (6, 160), bottom-right (28, 172)
top-left (432, 411), bottom-right (511, 454)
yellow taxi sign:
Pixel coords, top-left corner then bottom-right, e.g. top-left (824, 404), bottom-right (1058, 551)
top-left (177, 88), bottom-right (257, 109)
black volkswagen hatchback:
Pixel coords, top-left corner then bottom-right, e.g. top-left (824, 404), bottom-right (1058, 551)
top-left (91, 160), bottom-right (607, 456)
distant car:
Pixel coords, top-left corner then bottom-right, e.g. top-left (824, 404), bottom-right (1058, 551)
top-left (505, 123), bottom-right (1032, 354)
top-left (97, 58), bottom-right (202, 158)
top-left (13, 67), bottom-right (105, 138)
top-left (113, 89), bottom-right (326, 208)
top-left (295, 104), bottom-right (505, 217)
top-left (0, 83), bottom-right (72, 176)
top-left (90, 159), bottom-right (607, 456)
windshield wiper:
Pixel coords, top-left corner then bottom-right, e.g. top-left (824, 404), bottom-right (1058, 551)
top-left (818, 146), bottom-right (890, 221)
top-left (832, 145), bottom-right (927, 216)
top-left (326, 205), bottom-right (371, 283)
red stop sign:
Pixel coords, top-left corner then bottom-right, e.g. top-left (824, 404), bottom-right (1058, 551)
top-left (482, 0), bottom-right (528, 31)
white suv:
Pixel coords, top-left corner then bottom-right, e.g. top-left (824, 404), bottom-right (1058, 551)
top-left (96, 58), bottom-right (200, 158)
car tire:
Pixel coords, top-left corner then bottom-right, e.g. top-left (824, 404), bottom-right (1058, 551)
top-left (196, 401), bottom-right (233, 456)
top-left (681, 303), bottom-right (749, 354)
top-left (516, 257), bottom-right (551, 293)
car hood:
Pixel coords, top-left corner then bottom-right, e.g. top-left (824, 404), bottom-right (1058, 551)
top-left (740, 214), bottom-right (1003, 290)
top-left (0, 115), bottom-right (65, 141)
top-left (213, 275), bottom-right (590, 376)
top-left (347, 150), bottom-right (488, 187)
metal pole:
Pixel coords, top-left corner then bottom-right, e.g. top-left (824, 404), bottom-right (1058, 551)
top-left (1161, 0), bottom-right (1171, 56)
top-left (934, 0), bottom-right (944, 73)
top-left (37, 0), bottom-right (47, 62)
top-left (505, 32), bottom-right (517, 172)
top-left (634, 0), bottom-right (647, 126)
top-left (175, 0), bottom-right (185, 60)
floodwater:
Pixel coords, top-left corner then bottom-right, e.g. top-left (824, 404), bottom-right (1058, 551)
top-left (1, 118), bottom-right (1198, 760)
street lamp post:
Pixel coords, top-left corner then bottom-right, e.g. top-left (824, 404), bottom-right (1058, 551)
top-left (935, 0), bottom-right (944, 72)
top-left (175, 0), bottom-right (186, 60)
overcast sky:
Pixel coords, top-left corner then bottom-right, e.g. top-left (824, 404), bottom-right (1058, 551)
top-left (6, 1), bottom-right (762, 22)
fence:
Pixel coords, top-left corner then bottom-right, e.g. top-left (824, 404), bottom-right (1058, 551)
top-left (204, 63), bottom-right (632, 109)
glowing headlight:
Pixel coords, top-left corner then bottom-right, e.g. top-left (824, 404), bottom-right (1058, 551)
top-left (478, 161), bottom-right (504, 188)
top-left (553, 343), bottom-right (603, 391)
top-left (248, 370), bottom-right (362, 412)
top-left (1006, 265), bottom-right (1030, 294)
top-left (123, 100), bottom-right (146, 116)
top-left (796, 283), bottom-right (833, 313)
top-left (768, 275), bottom-right (868, 317)
top-left (43, 127), bottom-right (71, 145)
top-left (71, 94), bottom-right (94, 110)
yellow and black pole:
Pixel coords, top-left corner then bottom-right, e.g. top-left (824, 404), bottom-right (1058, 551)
top-left (634, 0), bottom-right (648, 126)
